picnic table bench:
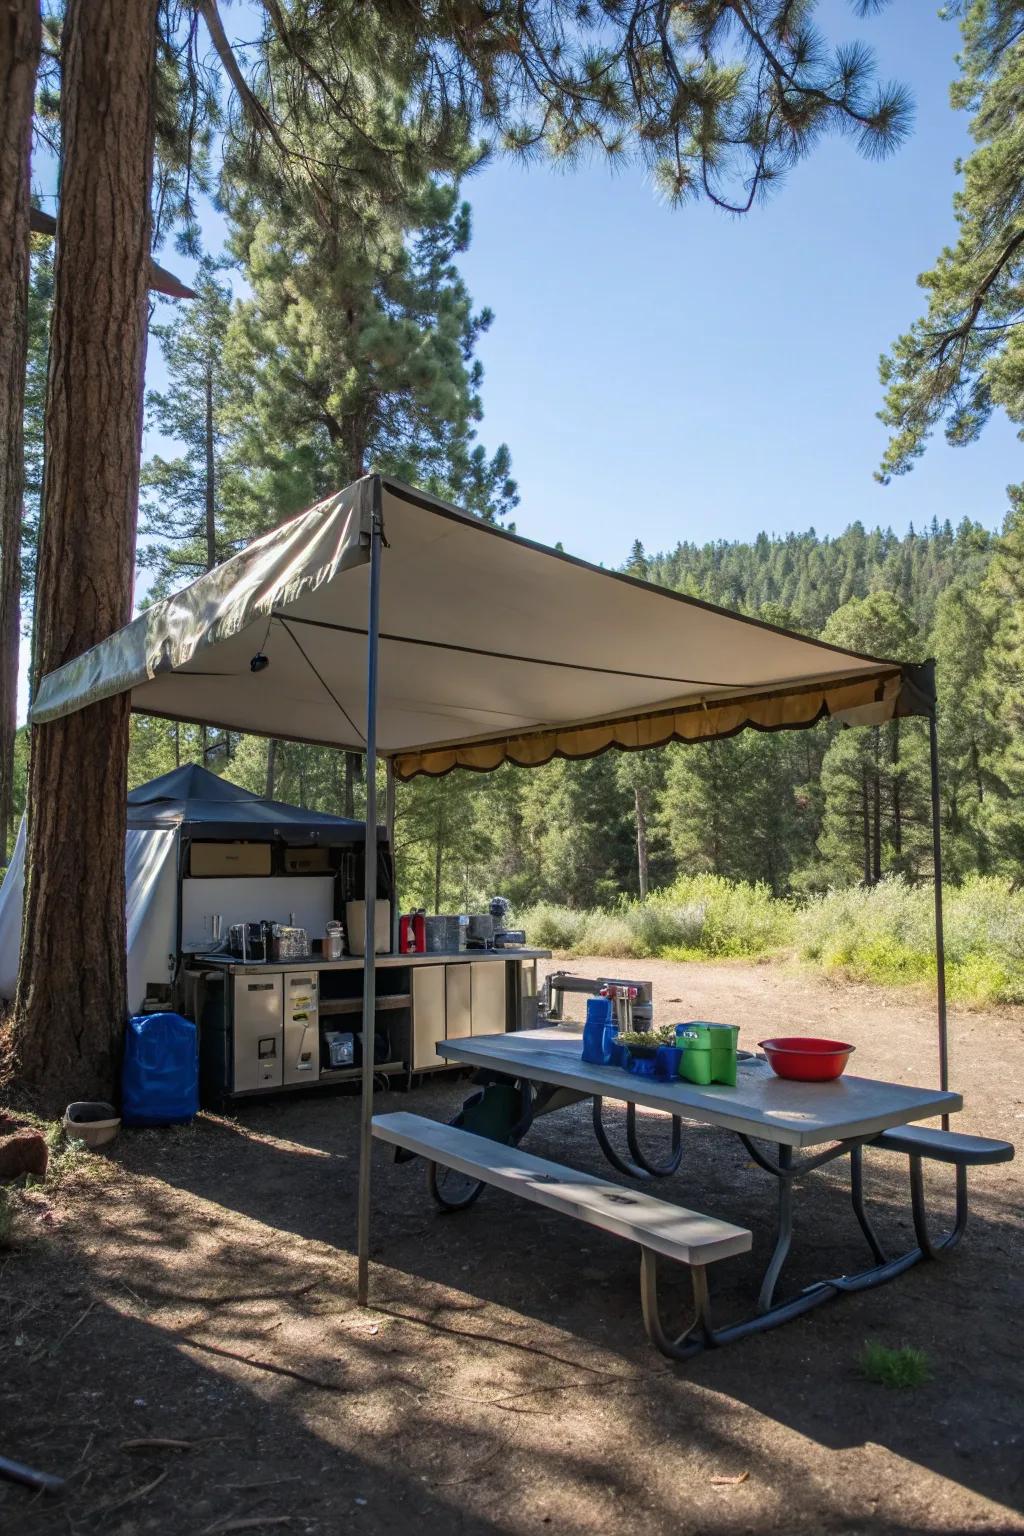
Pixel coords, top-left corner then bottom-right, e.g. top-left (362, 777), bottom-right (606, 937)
top-left (374, 1029), bottom-right (1013, 1359)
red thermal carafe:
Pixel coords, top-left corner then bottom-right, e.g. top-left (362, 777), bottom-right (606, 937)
top-left (399, 912), bottom-right (426, 953)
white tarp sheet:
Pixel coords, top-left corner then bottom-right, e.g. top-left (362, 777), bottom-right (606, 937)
top-left (0, 821), bottom-right (179, 1011)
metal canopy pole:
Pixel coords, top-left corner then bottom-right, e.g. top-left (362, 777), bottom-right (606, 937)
top-left (928, 713), bottom-right (950, 1127)
top-left (357, 482), bottom-right (384, 1307)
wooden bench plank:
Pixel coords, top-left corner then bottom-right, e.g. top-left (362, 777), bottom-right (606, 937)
top-left (373, 1111), bottom-right (751, 1267)
top-left (872, 1125), bottom-right (1014, 1167)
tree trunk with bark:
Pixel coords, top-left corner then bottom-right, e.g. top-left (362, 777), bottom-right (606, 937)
top-left (861, 773), bottom-right (871, 887)
top-left (872, 732), bottom-right (882, 885)
top-left (265, 736), bottom-right (278, 799)
top-left (889, 720), bottom-right (902, 858)
top-left (11, 0), bottom-right (159, 1114)
top-left (0, 0), bottom-right (40, 866)
top-left (434, 809), bottom-right (444, 913)
top-left (634, 785), bottom-right (649, 899)
top-left (204, 363), bottom-right (216, 572)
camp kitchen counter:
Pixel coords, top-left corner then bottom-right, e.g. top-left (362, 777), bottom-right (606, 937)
top-left (194, 948), bottom-right (550, 1101)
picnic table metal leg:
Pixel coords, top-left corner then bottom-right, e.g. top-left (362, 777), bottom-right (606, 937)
top-left (639, 1248), bottom-right (714, 1360)
top-left (756, 1142), bottom-right (794, 1312)
top-left (910, 1156), bottom-right (969, 1258)
top-left (626, 1103), bottom-right (683, 1177)
top-left (849, 1144), bottom-right (887, 1263)
top-left (592, 1096), bottom-right (653, 1180)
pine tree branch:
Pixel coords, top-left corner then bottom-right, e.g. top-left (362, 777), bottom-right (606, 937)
top-left (195, 0), bottom-right (292, 161)
top-left (929, 228), bottom-right (1024, 365)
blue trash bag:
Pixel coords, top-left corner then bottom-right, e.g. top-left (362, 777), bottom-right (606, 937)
top-left (122, 1012), bottom-right (199, 1127)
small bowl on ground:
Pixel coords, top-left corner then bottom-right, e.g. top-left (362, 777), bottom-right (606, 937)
top-left (63, 1101), bottom-right (121, 1149)
top-left (758, 1037), bottom-right (854, 1082)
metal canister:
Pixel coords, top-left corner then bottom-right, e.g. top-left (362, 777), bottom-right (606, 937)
top-left (467, 913), bottom-right (494, 947)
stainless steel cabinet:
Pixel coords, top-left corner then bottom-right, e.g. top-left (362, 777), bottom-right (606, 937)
top-left (233, 975), bottom-right (284, 1091)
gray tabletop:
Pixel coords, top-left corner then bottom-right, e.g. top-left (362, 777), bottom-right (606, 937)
top-left (436, 1028), bottom-right (962, 1149)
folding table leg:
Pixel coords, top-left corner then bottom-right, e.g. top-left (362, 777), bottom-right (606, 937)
top-left (849, 1145), bottom-right (888, 1263)
top-left (757, 1143), bottom-right (794, 1313)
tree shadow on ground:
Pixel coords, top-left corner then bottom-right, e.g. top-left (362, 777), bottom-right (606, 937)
top-left (76, 1077), bottom-right (1024, 1531)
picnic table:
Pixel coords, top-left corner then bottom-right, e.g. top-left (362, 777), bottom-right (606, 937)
top-left (374, 1028), bottom-right (1011, 1358)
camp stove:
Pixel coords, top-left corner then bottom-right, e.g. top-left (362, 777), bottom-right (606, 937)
top-left (541, 971), bottom-right (654, 1030)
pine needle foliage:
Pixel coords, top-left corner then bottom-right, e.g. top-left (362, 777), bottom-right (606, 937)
top-left (878, 0), bottom-right (1024, 478)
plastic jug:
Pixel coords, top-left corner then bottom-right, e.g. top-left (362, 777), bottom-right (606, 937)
top-left (581, 996), bottom-right (615, 1065)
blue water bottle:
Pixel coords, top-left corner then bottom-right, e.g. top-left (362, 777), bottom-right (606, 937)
top-left (582, 996), bottom-right (617, 1065)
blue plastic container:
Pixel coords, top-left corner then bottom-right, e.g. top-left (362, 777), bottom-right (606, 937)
top-left (585, 996), bottom-right (613, 1026)
top-left (122, 1012), bottom-right (199, 1127)
top-left (654, 1043), bottom-right (683, 1081)
top-left (582, 1018), bottom-right (619, 1066)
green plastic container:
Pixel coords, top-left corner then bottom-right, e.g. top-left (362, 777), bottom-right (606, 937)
top-left (675, 1022), bottom-right (740, 1087)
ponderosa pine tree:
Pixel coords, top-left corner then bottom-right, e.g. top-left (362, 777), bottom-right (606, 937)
top-left (12, 0), bottom-right (160, 1113)
top-left (0, 0), bottom-right (40, 866)
top-left (878, 0), bottom-right (1024, 478)
top-left (661, 733), bottom-right (815, 893)
top-left (140, 257), bottom-right (234, 588)
top-left (615, 751), bottom-right (665, 899)
top-left (929, 576), bottom-right (998, 878)
top-left (815, 593), bottom-right (931, 886)
top-left (221, 162), bottom-right (516, 528)
top-left (978, 489), bottom-right (1024, 875)
top-left (214, 35), bottom-right (518, 809)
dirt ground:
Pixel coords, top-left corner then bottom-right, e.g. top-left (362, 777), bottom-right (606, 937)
top-left (2, 956), bottom-right (1022, 1536)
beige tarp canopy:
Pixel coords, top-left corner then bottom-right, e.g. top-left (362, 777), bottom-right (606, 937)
top-left (32, 474), bottom-right (934, 767)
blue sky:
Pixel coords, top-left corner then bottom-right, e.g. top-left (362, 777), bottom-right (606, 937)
top-left (148, 0), bottom-right (1022, 569)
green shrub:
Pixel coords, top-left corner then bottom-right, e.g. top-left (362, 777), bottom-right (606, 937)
top-left (796, 875), bottom-right (1024, 1004)
top-left (521, 872), bottom-right (1022, 1006)
top-left (521, 901), bottom-right (590, 952)
top-left (860, 1340), bottom-right (931, 1389)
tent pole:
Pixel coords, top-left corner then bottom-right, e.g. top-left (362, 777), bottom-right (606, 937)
top-left (928, 713), bottom-right (950, 1128)
top-left (357, 485), bottom-right (383, 1307)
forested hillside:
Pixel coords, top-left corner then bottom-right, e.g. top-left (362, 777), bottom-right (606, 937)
top-left (628, 516), bottom-right (993, 635)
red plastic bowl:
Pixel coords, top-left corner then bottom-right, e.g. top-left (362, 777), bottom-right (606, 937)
top-left (758, 1036), bottom-right (855, 1082)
